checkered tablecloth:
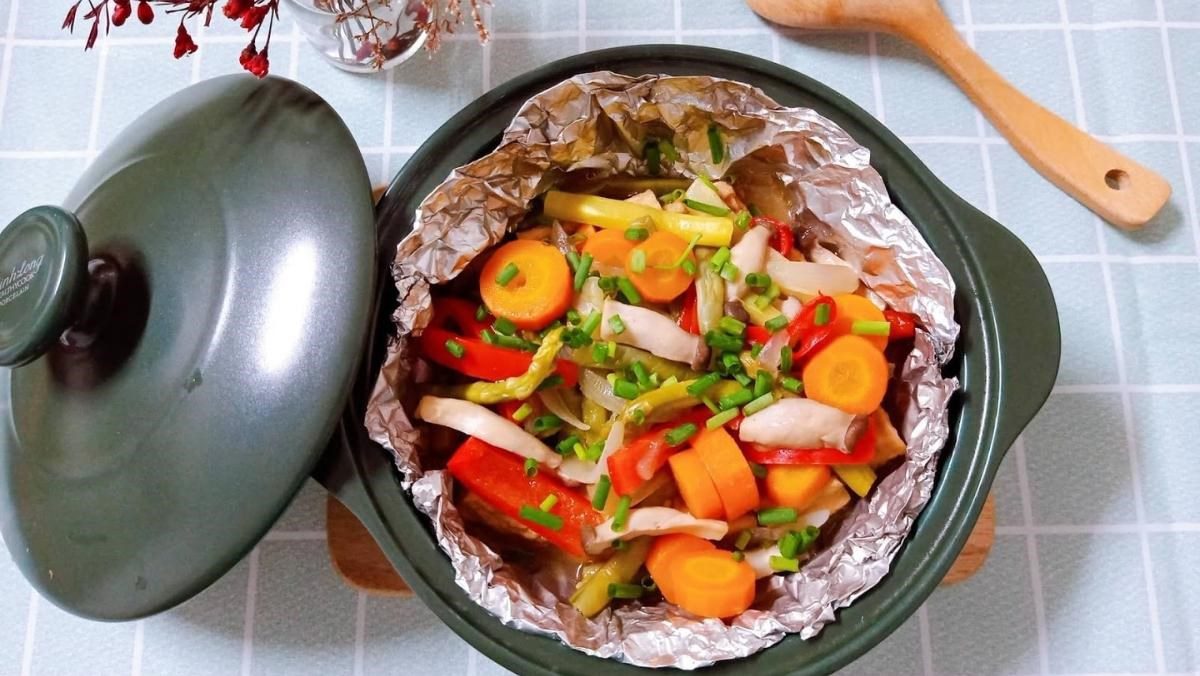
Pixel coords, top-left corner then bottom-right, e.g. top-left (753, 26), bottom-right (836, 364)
top-left (2, 0), bottom-right (1198, 674)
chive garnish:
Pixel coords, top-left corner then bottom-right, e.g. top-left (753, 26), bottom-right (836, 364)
top-left (734, 530), bottom-right (753, 551)
top-left (710, 246), bottom-right (731, 270)
top-left (592, 475), bottom-right (612, 510)
top-left (746, 272), bottom-right (771, 289)
top-left (519, 504), bottom-right (563, 530)
top-left (814, 303), bottom-right (831, 326)
top-left (524, 457), bottom-right (538, 477)
top-left (573, 252), bottom-right (593, 292)
top-left (742, 392), bottom-right (775, 416)
top-left (770, 555), bottom-right (799, 573)
top-left (444, 338), bottom-right (465, 358)
top-left (753, 371), bottom-right (774, 398)
top-left (496, 262), bottom-right (519, 287)
top-left (493, 317), bottom-right (517, 335)
top-left (780, 345), bottom-right (794, 373)
top-left (539, 494), bottom-right (559, 512)
top-left (658, 138), bottom-right (679, 163)
top-left (704, 330), bottom-right (742, 353)
top-left (707, 124), bottom-right (725, 163)
top-left (718, 316), bottom-right (747, 337)
top-left (718, 388), bottom-right (754, 411)
top-left (625, 226), bottom-right (650, 241)
top-left (531, 415), bottom-right (562, 434)
top-left (608, 582), bottom-right (644, 599)
top-left (630, 249), bottom-right (646, 274)
top-left (613, 379), bottom-right (639, 400)
top-left (781, 376), bottom-right (803, 394)
top-left (706, 408), bottom-right (739, 430)
top-left (683, 198), bottom-right (731, 217)
top-left (616, 277), bottom-right (642, 305)
top-left (734, 209), bottom-right (751, 229)
top-left (609, 314), bottom-right (627, 335)
top-left (660, 188), bottom-right (684, 204)
top-left (475, 304), bottom-right (489, 322)
top-left (613, 496), bottom-right (632, 532)
top-left (757, 506), bottom-right (798, 526)
top-left (719, 261), bottom-right (740, 282)
top-left (686, 372), bottom-right (722, 397)
top-left (765, 314), bottom-right (789, 333)
top-left (852, 320), bottom-right (891, 336)
top-left (580, 310), bottom-right (602, 336)
top-left (513, 402), bottom-right (534, 422)
top-left (665, 422), bottom-right (698, 447)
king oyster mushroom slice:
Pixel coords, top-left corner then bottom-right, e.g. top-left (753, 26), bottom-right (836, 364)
top-left (600, 298), bottom-right (708, 368)
top-left (584, 507), bottom-right (728, 555)
top-left (738, 398), bottom-right (866, 452)
top-left (415, 396), bottom-right (562, 469)
top-left (725, 225), bottom-right (771, 300)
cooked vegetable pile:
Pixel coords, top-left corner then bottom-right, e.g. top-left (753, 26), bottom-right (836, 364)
top-left (414, 169), bottom-right (918, 621)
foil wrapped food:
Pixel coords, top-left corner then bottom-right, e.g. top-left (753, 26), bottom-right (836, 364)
top-left (364, 72), bottom-right (960, 668)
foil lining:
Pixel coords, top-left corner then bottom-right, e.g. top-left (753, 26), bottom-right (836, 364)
top-left (364, 72), bottom-right (960, 668)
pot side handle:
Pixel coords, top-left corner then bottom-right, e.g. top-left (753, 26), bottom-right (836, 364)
top-left (963, 207), bottom-right (1062, 460)
top-left (312, 417), bottom-right (393, 540)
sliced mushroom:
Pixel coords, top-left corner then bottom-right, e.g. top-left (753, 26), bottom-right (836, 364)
top-left (415, 396), bottom-right (561, 468)
top-left (625, 189), bottom-right (663, 210)
top-left (725, 225), bottom-right (771, 300)
top-left (738, 398), bottom-right (865, 452)
top-left (584, 507), bottom-right (728, 555)
top-left (600, 298), bottom-right (707, 367)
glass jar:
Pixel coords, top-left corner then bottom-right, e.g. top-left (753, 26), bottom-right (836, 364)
top-left (282, 0), bottom-right (427, 73)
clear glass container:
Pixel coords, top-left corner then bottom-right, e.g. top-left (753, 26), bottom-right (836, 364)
top-left (283, 0), bottom-right (427, 73)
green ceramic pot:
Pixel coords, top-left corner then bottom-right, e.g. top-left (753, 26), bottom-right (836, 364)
top-left (314, 45), bottom-right (1061, 675)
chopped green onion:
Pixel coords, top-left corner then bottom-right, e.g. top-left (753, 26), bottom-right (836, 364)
top-left (852, 320), bottom-right (891, 337)
top-left (513, 403), bottom-right (534, 422)
top-left (710, 246), bottom-right (731, 271)
top-left (612, 538), bottom-right (627, 550)
top-left (763, 281), bottom-right (781, 303)
top-left (444, 338), bottom-right (466, 358)
top-left (749, 462), bottom-right (767, 479)
top-left (745, 272), bottom-right (771, 289)
top-left (573, 253), bottom-right (593, 292)
top-left (613, 496), bottom-right (632, 532)
top-left (752, 294), bottom-right (771, 310)
top-left (613, 379), bottom-right (640, 400)
top-left (586, 441), bottom-right (604, 461)
top-left (734, 209), bottom-right (751, 229)
top-left (608, 314), bottom-right (627, 335)
top-left (566, 308), bottom-right (581, 325)
top-left (665, 422), bottom-right (699, 447)
top-left (607, 340), bottom-right (617, 359)
top-left (778, 531), bottom-right (801, 559)
top-left (707, 124), bottom-right (725, 164)
top-left (666, 233), bottom-right (702, 270)
top-left (780, 346), bottom-right (794, 373)
top-left (750, 343), bottom-right (764, 358)
top-left (524, 457), bottom-right (538, 477)
top-left (734, 373), bottom-right (752, 386)
top-left (796, 525), bottom-right (820, 552)
top-left (592, 475), bottom-right (612, 510)
top-left (719, 261), bottom-right (740, 282)
top-left (495, 333), bottom-right (536, 351)
top-left (721, 352), bottom-right (744, 374)
top-left (743, 392), bottom-right (775, 416)
top-left (625, 227), bottom-right (650, 242)
top-left (536, 374), bottom-right (564, 391)
top-left (629, 408), bottom-right (646, 425)
top-left (475, 304), bottom-right (489, 322)
top-left (591, 342), bottom-right (609, 363)
top-left (718, 316), bottom-right (747, 337)
top-left (660, 188), bottom-right (684, 204)
top-left (814, 303), bottom-right (831, 326)
top-left (698, 173), bottom-right (719, 194)
top-left (493, 317), bottom-right (517, 335)
top-left (765, 314), bottom-right (789, 333)
top-left (573, 442), bottom-right (588, 460)
top-left (557, 435), bottom-right (581, 455)
top-left (781, 376), bottom-right (804, 394)
top-left (731, 551), bottom-right (745, 562)
top-left (562, 327), bottom-right (592, 348)
top-left (769, 555), bottom-right (800, 573)
top-left (704, 330), bottom-right (743, 353)
top-left (631, 361), bottom-right (652, 389)
top-left (683, 198), bottom-right (731, 217)
top-left (566, 250), bottom-right (581, 271)
top-left (681, 259), bottom-right (697, 276)
top-left (686, 372), bottom-right (722, 397)
top-left (701, 395), bottom-right (720, 413)
top-left (718, 388), bottom-right (754, 411)
top-left (706, 408), bottom-right (739, 430)
top-left (519, 504), bottom-right (564, 530)
top-left (608, 582), bottom-right (644, 599)
top-left (629, 249), bottom-right (646, 274)
top-left (616, 277), bottom-right (642, 305)
top-left (607, 372), bottom-right (618, 386)
top-left (598, 276), bottom-right (619, 293)
top-left (754, 371), bottom-right (774, 398)
top-left (644, 141), bottom-right (662, 176)
top-left (540, 493), bottom-right (559, 512)
top-left (580, 310), bottom-right (602, 336)
top-left (531, 415), bottom-right (562, 434)
top-left (734, 530), bottom-right (753, 551)
top-left (757, 506), bottom-right (798, 526)
top-left (496, 262), bottom-right (520, 287)
top-left (658, 138), bottom-right (679, 163)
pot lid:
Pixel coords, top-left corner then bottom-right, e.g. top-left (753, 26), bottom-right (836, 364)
top-left (0, 75), bottom-right (375, 620)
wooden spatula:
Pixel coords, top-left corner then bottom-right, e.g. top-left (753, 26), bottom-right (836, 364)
top-left (747, 0), bottom-right (1171, 230)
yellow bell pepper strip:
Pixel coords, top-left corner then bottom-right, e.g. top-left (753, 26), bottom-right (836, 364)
top-left (870, 408), bottom-right (907, 466)
top-left (569, 536), bottom-right (651, 617)
top-left (621, 379), bottom-right (743, 425)
top-left (544, 191), bottom-right (733, 247)
top-left (569, 343), bottom-right (700, 383)
top-left (444, 327), bottom-right (567, 404)
top-left (833, 464), bottom-right (877, 497)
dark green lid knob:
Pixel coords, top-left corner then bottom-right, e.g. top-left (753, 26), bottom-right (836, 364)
top-left (0, 205), bottom-right (88, 367)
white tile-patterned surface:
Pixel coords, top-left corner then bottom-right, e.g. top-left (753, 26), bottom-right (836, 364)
top-left (2, 0), bottom-right (1199, 674)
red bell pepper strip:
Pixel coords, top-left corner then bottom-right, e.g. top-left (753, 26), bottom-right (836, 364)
top-left (677, 286), bottom-right (700, 335)
top-left (743, 418), bottom-right (876, 466)
top-left (744, 295), bottom-right (838, 363)
top-left (883, 310), bottom-right (919, 341)
top-left (496, 398), bottom-right (539, 423)
top-left (417, 326), bottom-right (579, 386)
top-left (753, 215), bottom-right (794, 257)
top-left (432, 296), bottom-right (490, 337)
top-left (607, 408), bottom-right (709, 496)
top-left (447, 437), bottom-right (601, 558)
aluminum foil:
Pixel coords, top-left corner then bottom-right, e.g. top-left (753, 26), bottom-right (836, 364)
top-left (364, 71), bottom-right (960, 669)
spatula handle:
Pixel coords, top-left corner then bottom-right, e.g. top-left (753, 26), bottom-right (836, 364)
top-left (900, 14), bottom-right (1169, 230)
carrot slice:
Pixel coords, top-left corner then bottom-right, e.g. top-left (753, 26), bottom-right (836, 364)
top-left (691, 427), bottom-right (759, 521)
top-left (646, 533), bottom-right (716, 604)
top-left (581, 228), bottom-right (635, 272)
top-left (668, 449), bottom-right (725, 520)
top-left (627, 231), bottom-right (694, 303)
top-left (764, 465), bottom-right (832, 511)
top-left (831, 294), bottom-right (887, 350)
top-left (801, 334), bottom-right (889, 415)
top-left (668, 549), bottom-right (756, 618)
top-left (479, 240), bottom-right (572, 330)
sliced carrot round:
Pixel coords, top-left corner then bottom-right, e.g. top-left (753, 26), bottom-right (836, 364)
top-left (692, 427), bottom-right (759, 521)
top-left (802, 334), bottom-right (889, 415)
top-left (581, 228), bottom-right (635, 273)
top-left (647, 533), bottom-right (716, 604)
top-left (668, 449), bottom-right (725, 520)
top-left (479, 240), bottom-right (572, 330)
top-left (627, 231), bottom-right (694, 304)
top-left (831, 294), bottom-right (887, 350)
top-left (669, 549), bottom-right (756, 618)
top-left (764, 465), bottom-right (832, 511)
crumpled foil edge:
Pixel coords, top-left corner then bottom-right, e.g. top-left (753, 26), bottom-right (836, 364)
top-left (364, 71), bottom-right (960, 669)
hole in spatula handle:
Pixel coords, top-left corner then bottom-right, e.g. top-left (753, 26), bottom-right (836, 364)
top-left (1105, 169), bottom-right (1131, 190)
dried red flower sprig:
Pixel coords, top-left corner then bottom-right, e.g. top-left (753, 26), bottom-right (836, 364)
top-left (64, 0), bottom-right (490, 78)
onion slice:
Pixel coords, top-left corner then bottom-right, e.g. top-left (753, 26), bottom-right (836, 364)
top-left (415, 396), bottom-right (561, 468)
top-left (558, 419), bottom-right (625, 485)
top-left (580, 368), bottom-right (626, 414)
top-left (538, 389), bottom-right (590, 431)
top-left (584, 507), bottom-right (728, 554)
